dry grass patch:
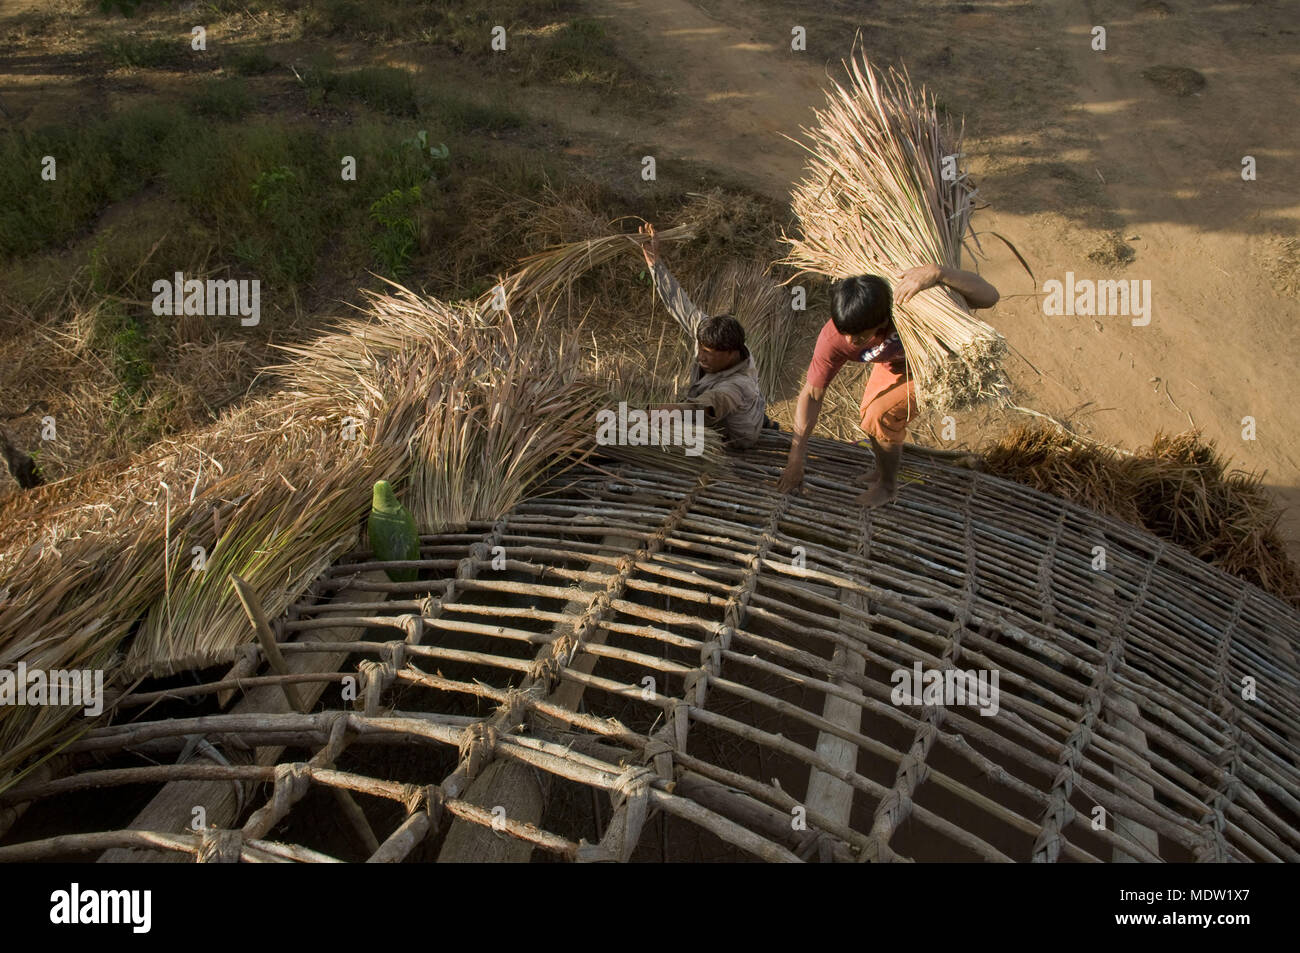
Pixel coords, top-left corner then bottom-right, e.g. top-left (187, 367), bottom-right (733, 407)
top-left (982, 424), bottom-right (1300, 607)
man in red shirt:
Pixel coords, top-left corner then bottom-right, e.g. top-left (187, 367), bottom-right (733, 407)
top-left (776, 265), bottom-right (1000, 506)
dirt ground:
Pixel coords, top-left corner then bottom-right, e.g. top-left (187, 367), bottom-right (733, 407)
top-left (556, 0), bottom-right (1300, 561)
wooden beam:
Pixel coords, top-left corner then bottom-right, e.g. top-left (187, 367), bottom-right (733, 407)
top-left (1092, 529), bottom-right (1161, 862)
top-left (231, 573), bottom-right (305, 714)
top-left (803, 589), bottom-right (869, 859)
top-left (98, 567), bottom-right (391, 862)
top-left (0, 758), bottom-right (60, 841)
top-left (436, 533), bottom-right (637, 862)
top-left (1107, 695), bottom-right (1162, 862)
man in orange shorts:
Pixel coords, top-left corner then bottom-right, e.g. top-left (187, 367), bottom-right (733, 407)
top-left (776, 265), bottom-right (1000, 507)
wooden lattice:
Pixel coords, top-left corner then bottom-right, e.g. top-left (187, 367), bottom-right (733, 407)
top-left (2, 433), bottom-right (1298, 862)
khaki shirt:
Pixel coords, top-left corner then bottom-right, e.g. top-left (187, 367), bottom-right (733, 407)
top-left (651, 261), bottom-right (766, 448)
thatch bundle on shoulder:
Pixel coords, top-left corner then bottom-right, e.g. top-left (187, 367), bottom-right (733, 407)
top-left (782, 47), bottom-right (1009, 412)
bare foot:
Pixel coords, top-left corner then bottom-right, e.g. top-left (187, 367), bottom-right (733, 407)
top-left (854, 482), bottom-right (898, 508)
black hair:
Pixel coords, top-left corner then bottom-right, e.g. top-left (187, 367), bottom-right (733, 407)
top-left (697, 313), bottom-right (745, 352)
top-left (830, 274), bottom-right (892, 335)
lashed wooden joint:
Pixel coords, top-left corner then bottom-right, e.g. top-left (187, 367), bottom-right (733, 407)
top-left (457, 723), bottom-right (500, 782)
top-left (197, 827), bottom-right (243, 863)
top-left (356, 659), bottom-right (397, 717)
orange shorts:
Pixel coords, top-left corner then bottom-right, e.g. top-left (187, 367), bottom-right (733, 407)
top-left (859, 361), bottom-right (917, 447)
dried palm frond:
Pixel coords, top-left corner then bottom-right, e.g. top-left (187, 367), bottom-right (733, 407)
top-left (489, 225), bottom-right (696, 316)
top-left (781, 45), bottom-right (1009, 411)
top-left (695, 261), bottom-right (797, 398)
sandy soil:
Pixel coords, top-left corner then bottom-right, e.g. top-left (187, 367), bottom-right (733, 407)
top-left (583, 0), bottom-right (1300, 560)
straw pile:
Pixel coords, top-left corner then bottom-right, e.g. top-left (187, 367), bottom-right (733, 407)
top-left (781, 48), bottom-right (1008, 411)
top-left (116, 396), bottom-right (403, 676)
top-left (0, 272), bottom-right (754, 784)
top-left (274, 282), bottom-right (609, 531)
top-left (479, 227), bottom-right (771, 475)
top-left (0, 390), bottom-right (404, 779)
top-left (580, 344), bottom-right (732, 478)
top-left (982, 424), bottom-right (1300, 608)
top-left (492, 225), bottom-right (796, 409)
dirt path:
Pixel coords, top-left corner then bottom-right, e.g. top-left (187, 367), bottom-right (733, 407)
top-left (591, 0), bottom-right (1300, 561)
top-left (601, 0), bottom-right (823, 197)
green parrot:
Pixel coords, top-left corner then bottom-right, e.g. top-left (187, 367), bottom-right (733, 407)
top-left (368, 480), bottom-right (420, 583)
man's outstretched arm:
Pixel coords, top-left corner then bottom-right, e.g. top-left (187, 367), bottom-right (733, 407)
top-left (639, 222), bottom-right (705, 340)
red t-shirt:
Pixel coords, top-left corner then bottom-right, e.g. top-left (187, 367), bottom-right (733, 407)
top-left (806, 320), bottom-right (906, 389)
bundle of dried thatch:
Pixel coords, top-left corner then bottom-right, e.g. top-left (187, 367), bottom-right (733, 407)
top-left (781, 47), bottom-right (1008, 411)
top-left (488, 224), bottom-right (796, 447)
top-left (982, 425), bottom-right (1300, 607)
top-left (482, 229), bottom-right (765, 475)
top-left (580, 342), bottom-right (732, 477)
top-left (274, 282), bottom-right (605, 531)
top-left (0, 370), bottom-right (411, 780)
top-left (0, 388), bottom-right (403, 781)
top-left (0, 277), bottom-right (745, 784)
top-left (491, 225), bottom-right (696, 315)
top-left (130, 424), bottom-right (393, 676)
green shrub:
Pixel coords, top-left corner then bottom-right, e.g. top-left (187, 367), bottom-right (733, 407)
top-left (313, 0), bottom-right (368, 36)
top-left (368, 185), bottom-right (422, 278)
top-left (250, 166), bottom-right (296, 212)
top-left (333, 67), bottom-right (419, 117)
top-left (98, 0), bottom-right (143, 16)
top-left (393, 129), bottom-right (450, 185)
top-left (305, 0), bottom-right (432, 40)
top-left (87, 297), bottom-right (153, 408)
top-left (0, 103), bottom-right (187, 259)
top-left (160, 124), bottom-right (335, 285)
top-left (425, 89), bottom-right (522, 133)
top-left (231, 46), bottom-right (279, 75)
top-left (99, 35), bottom-right (187, 69)
top-left (245, 164), bottom-right (320, 282)
top-left (190, 77), bottom-right (254, 119)
top-left (531, 18), bottom-right (627, 88)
